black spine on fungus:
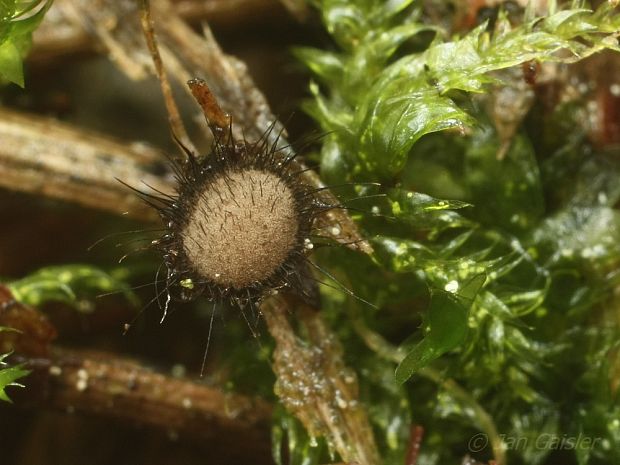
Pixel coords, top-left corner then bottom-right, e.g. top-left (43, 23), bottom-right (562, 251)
top-left (147, 127), bottom-right (322, 308)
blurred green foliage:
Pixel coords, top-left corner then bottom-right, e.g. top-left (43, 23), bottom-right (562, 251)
top-left (7, 264), bottom-right (138, 312)
top-left (279, 1), bottom-right (620, 464)
top-left (0, 0), bottom-right (52, 86)
top-left (0, 264), bottom-right (136, 404)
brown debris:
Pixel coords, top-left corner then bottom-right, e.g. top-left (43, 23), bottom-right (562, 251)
top-left (0, 286), bottom-right (57, 357)
top-left (487, 67), bottom-right (535, 159)
top-left (187, 78), bottom-right (232, 133)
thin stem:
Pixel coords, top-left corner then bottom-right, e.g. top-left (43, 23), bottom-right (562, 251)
top-left (139, 0), bottom-right (196, 157)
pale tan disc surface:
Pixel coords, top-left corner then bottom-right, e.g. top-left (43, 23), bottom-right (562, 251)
top-left (182, 169), bottom-right (299, 288)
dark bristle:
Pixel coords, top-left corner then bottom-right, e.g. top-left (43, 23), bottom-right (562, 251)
top-left (145, 125), bottom-right (323, 309)
top-left (116, 115), bottom-right (371, 317)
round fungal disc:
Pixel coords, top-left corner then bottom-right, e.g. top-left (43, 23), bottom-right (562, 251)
top-left (181, 168), bottom-right (300, 289)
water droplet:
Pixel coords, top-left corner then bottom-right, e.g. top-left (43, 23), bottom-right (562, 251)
top-left (180, 278), bottom-right (194, 289)
top-left (49, 366), bottom-right (62, 376)
top-left (444, 280), bottom-right (459, 293)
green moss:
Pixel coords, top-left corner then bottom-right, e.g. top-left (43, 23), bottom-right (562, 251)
top-left (7, 264), bottom-right (138, 311)
top-left (0, 0), bottom-right (52, 87)
top-left (287, 1), bottom-right (620, 464)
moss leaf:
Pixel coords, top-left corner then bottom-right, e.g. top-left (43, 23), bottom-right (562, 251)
top-left (0, 38), bottom-right (22, 86)
top-left (395, 274), bottom-right (485, 383)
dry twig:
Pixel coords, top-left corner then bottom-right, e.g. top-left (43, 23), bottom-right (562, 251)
top-left (0, 107), bottom-right (173, 221)
top-left (16, 348), bottom-right (272, 455)
top-left (0, 287), bottom-right (273, 463)
top-left (261, 296), bottom-right (381, 465)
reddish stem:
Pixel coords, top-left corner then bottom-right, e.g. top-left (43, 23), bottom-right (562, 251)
top-left (405, 424), bottom-right (425, 465)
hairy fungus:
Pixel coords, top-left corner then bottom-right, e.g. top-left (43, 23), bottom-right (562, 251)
top-left (147, 131), bottom-right (321, 307)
